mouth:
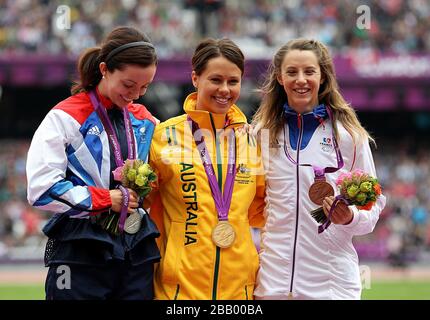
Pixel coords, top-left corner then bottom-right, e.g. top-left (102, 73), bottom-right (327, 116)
top-left (293, 88), bottom-right (311, 95)
top-left (213, 96), bottom-right (231, 105)
top-left (120, 95), bottom-right (134, 103)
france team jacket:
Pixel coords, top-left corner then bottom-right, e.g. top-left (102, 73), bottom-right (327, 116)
top-left (26, 90), bottom-right (160, 266)
top-left (254, 104), bottom-right (386, 300)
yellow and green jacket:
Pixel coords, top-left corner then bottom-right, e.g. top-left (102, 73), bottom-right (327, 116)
top-left (149, 93), bottom-right (266, 300)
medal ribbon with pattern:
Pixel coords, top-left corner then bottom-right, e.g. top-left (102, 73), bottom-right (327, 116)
top-left (89, 90), bottom-right (136, 233)
top-left (188, 116), bottom-right (237, 248)
top-left (283, 106), bottom-right (344, 226)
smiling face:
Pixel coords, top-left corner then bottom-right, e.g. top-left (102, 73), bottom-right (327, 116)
top-left (277, 49), bottom-right (324, 114)
top-left (191, 56), bottom-right (242, 114)
top-left (98, 62), bottom-right (156, 108)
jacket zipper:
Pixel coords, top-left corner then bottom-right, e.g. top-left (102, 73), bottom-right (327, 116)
top-left (289, 113), bottom-right (304, 296)
top-left (209, 113), bottom-right (222, 300)
top-left (173, 284), bottom-right (180, 300)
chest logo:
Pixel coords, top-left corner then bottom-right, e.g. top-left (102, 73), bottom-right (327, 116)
top-left (320, 137), bottom-right (333, 152)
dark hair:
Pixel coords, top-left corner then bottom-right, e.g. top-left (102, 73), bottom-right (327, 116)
top-left (191, 38), bottom-right (244, 76)
top-left (71, 26), bottom-right (157, 95)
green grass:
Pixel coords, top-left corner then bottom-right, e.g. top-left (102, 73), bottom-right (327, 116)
top-left (361, 280), bottom-right (430, 300)
top-left (0, 284), bottom-right (45, 300)
top-left (0, 281), bottom-right (429, 300)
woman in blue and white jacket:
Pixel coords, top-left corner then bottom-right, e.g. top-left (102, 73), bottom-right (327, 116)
top-left (26, 26), bottom-right (160, 300)
top-left (252, 39), bottom-right (386, 300)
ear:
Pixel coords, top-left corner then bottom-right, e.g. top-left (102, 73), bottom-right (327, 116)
top-left (191, 71), bottom-right (198, 89)
top-left (99, 62), bottom-right (107, 77)
top-left (320, 76), bottom-right (325, 85)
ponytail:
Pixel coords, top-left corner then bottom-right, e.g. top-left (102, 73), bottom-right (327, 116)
top-left (71, 47), bottom-right (102, 95)
top-left (70, 26), bottom-right (157, 96)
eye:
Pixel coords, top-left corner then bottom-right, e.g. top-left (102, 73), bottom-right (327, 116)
top-left (210, 78), bottom-right (221, 83)
top-left (305, 70), bottom-right (316, 75)
top-left (286, 71), bottom-right (297, 76)
top-left (123, 82), bottom-right (134, 89)
top-left (229, 79), bottom-right (239, 85)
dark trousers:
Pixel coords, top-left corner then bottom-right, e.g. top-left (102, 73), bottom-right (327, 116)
top-left (45, 259), bottom-right (154, 300)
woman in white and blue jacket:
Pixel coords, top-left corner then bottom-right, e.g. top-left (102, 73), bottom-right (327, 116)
top-left (26, 27), bottom-right (160, 300)
top-left (252, 39), bottom-right (386, 300)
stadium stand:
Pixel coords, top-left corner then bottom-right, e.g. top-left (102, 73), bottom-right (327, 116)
top-left (0, 0), bottom-right (429, 267)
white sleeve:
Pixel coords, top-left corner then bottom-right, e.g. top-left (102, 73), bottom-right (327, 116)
top-left (26, 109), bottom-right (96, 216)
top-left (26, 109), bottom-right (71, 204)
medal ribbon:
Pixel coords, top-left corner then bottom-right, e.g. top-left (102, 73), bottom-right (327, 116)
top-left (117, 185), bottom-right (130, 232)
top-left (89, 91), bottom-right (136, 166)
top-left (188, 116), bottom-right (236, 221)
top-left (89, 90), bottom-right (136, 232)
top-left (282, 105), bottom-right (344, 177)
top-left (318, 195), bottom-right (352, 233)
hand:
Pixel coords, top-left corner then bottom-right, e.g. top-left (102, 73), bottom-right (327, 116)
top-left (109, 188), bottom-right (139, 214)
top-left (236, 123), bottom-right (254, 135)
top-left (322, 196), bottom-right (353, 225)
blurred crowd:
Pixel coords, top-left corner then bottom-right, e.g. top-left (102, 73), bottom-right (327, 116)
top-left (0, 138), bottom-right (429, 265)
top-left (1, 0), bottom-right (429, 264)
top-left (0, 140), bottom-right (47, 259)
top-left (0, 0), bottom-right (429, 58)
top-left (365, 139), bottom-right (430, 266)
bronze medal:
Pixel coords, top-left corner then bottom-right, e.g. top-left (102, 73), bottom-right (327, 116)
top-left (308, 180), bottom-right (334, 205)
top-left (212, 221), bottom-right (236, 248)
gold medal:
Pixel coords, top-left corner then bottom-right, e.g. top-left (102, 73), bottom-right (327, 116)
top-left (212, 221), bottom-right (236, 248)
top-left (308, 180), bottom-right (334, 205)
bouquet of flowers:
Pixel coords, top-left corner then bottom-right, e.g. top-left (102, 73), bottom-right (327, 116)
top-left (99, 159), bottom-right (157, 235)
top-left (311, 169), bottom-right (382, 233)
top-left (335, 169), bottom-right (382, 210)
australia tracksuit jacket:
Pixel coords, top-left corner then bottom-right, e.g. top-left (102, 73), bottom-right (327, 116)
top-left (149, 92), bottom-right (266, 300)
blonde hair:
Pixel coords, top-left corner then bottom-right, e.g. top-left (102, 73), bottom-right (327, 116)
top-left (252, 39), bottom-right (374, 147)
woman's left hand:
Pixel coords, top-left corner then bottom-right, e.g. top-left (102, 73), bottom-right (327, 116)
top-left (322, 196), bottom-right (353, 225)
top-left (236, 123), bottom-right (253, 135)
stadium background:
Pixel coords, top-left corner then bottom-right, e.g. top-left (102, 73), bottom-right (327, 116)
top-left (0, 0), bottom-right (429, 300)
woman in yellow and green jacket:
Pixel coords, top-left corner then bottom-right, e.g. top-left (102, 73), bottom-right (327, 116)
top-left (149, 38), bottom-right (266, 300)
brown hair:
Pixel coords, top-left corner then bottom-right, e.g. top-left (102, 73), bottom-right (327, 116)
top-left (191, 38), bottom-right (244, 76)
top-left (252, 38), bottom-right (374, 146)
top-left (71, 26), bottom-right (157, 95)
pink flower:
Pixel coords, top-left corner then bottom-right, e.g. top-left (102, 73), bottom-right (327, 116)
top-left (112, 165), bottom-right (124, 182)
top-left (352, 169), bottom-right (365, 176)
top-left (336, 172), bottom-right (352, 185)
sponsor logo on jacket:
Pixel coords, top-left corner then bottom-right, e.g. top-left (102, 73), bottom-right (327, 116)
top-left (235, 163), bottom-right (253, 184)
top-left (320, 137), bottom-right (333, 152)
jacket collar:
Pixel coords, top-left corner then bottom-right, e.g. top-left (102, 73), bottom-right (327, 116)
top-left (283, 102), bottom-right (328, 120)
top-left (183, 92), bottom-right (247, 130)
top-left (95, 86), bottom-right (115, 109)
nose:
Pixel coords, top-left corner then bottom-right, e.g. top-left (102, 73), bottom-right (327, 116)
top-left (296, 71), bottom-right (307, 85)
top-left (218, 81), bottom-right (229, 94)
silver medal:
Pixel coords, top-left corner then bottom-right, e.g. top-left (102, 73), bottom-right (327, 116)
top-left (124, 209), bottom-right (143, 234)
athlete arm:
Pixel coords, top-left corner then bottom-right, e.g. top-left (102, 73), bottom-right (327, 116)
top-left (336, 139), bottom-right (386, 236)
top-left (26, 109), bottom-right (112, 217)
